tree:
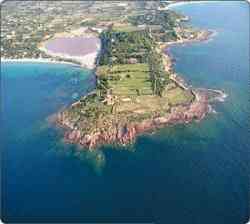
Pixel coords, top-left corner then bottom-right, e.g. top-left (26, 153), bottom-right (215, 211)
top-left (148, 48), bottom-right (169, 97)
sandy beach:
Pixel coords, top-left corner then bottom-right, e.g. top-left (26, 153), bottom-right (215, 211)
top-left (38, 45), bottom-right (100, 69)
top-left (38, 27), bottom-right (101, 69)
top-left (2, 30), bottom-right (101, 70)
top-left (1, 58), bottom-right (81, 66)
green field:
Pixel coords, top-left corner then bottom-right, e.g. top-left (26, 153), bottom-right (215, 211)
top-left (96, 63), bottom-right (194, 116)
top-left (63, 21), bottom-right (196, 137)
top-left (97, 63), bottom-right (153, 96)
top-left (164, 86), bottom-right (194, 106)
top-left (112, 24), bottom-right (143, 32)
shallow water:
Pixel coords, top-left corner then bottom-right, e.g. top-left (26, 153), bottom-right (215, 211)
top-left (1, 2), bottom-right (250, 223)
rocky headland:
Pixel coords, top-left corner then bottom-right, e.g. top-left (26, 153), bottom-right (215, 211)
top-left (54, 9), bottom-right (226, 150)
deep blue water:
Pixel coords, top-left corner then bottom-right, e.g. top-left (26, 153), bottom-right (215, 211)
top-left (1, 2), bottom-right (250, 224)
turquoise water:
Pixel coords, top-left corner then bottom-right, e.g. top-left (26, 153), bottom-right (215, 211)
top-left (1, 2), bottom-right (249, 223)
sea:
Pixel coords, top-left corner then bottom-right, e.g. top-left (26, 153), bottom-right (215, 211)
top-left (1, 1), bottom-right (249, 223)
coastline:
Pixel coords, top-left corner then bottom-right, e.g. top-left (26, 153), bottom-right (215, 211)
top-left (1, 58), bottom-right (81, 67)
top-left (37, 48), bottom-right (100, 69)
top-left (2, 6), bottom-right (226, 150)
top-left (38, 27), bottom-right (101, 70)
top-left (161, 29), bottom-right (214, 85)
top-left (2, 1), bottom-right (248, 221)
top-left (166, 1), bottom-right (222, 10)
top-left (161, 29), bottom-right (227, 112)
top-left (57, 29), bottom-right (226, 149)
top-left (1, 27), bottom-right (102, 70)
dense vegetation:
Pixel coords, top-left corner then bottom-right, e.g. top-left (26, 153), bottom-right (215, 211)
top-left (99, 29), bottom-right (153, 65)
top-left (128, 10), bottom-right (180, 28)
top-left (64, 27), bottom-right (176, 134)
top-left (148, 49), bottom-right (168, 96)
top-left (60, 5), bottom-right (195, 139)
top-left (99, 28), bottom-right (169, 97)
top-left (127, 10), bottom-right (183, 42)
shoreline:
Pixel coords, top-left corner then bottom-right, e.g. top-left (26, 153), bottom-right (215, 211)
top-left (1, 58), bottom-right (82, 67)
top-left (57, 29), bottom-right (226, 149)
top-left (38, 48), bottom-right (100, 70)
top-left (166, 1), bottom-right (222, 10)
top-left (160, 29), bottom-right (227, 109)
top-left (161, 29), bottom-right (215, 82)
top-left (38, 27), bottom-right (101, 70)
top-left (2, 7), bottom-right (226, 150)
top-left (2, 27), bottom-right (102, 70)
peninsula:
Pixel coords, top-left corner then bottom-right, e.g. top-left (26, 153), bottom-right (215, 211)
top-left (54, 4), bottom-right (225, 149)
top-left (2, 1), bottom-right (226, 149)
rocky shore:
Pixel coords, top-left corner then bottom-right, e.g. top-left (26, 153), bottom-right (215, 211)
top-left (55, 27), bottom-right (225, 150)
top-left (161, 29), bottom-right (214, 72)
top-left (57, 83), bottom-right (224, 149)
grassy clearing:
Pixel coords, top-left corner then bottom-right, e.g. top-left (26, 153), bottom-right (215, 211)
top-left (94, 14), bottom-right (123, 22)
top-left (163, 87), bottom-right (194, 106)
top-left (112, 24), bottom-right (143, 32)
top-left (97, 63), bottom-right (194, 115)
top-left (97, 63), bottom-right (152, 96)
top-left (97, 63), bottom-right (149, 75)
top-left (116, 95), bottom-right (171, 118)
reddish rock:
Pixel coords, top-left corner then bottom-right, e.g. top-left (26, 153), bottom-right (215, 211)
top-left (58, 87), bottom-right (222, 149)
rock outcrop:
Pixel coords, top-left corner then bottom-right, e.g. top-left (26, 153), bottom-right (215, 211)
top-left (57, 88), bottom-right (223, 150)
